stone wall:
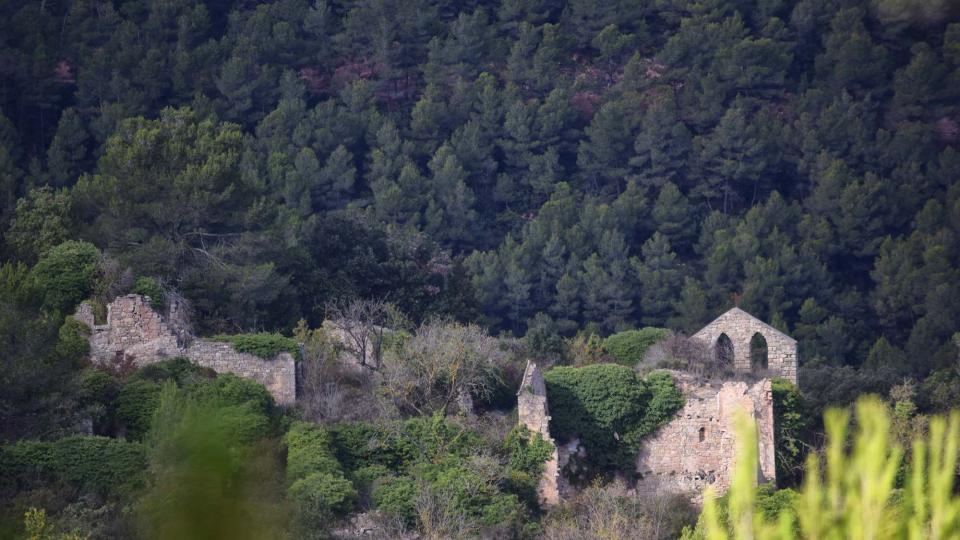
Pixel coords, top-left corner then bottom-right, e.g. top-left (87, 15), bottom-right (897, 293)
top-left (187, 341), bottom-right (296, 406)
top-left (634, 372), bottom-right (776, 502)
top-left (692, 307), bottom-right (798, 384)
top-left (75, 295), bottom-right (296, 406)
top-left (516, 361), bottom-right (562, 506)
top-left (515, 363), bottom-right (776, 506)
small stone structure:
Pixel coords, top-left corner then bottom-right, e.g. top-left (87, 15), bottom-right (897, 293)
top-left (692, 307), bottom-right (798, 384)
top-left (634, 372), bottom-right (775, 502)
top-left (517, 361), bottom-right (563, 505)
top-left (515, 363), bottom-right (776, 505)
top-left (75, 295), bottom-right (296, 406)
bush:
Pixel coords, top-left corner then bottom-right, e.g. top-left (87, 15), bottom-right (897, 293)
top-left (115, 379), bottom-right (162, 441)
top-left (503, 425), bottom-right (554, 476)
top-left (210, 332), bottom-right (299, 359)
top-left (131, 277), bottom-right (164, 310)
top-left (0, 436), bottom-right (147, 498)
top-left (200, 374), bottom-right (275, 419)
top-left (544, 364), bottom-right (683, 471)
top-left (283, 421), bottom-right (344, 483)
top-left (603, 328), bottom-right (669, 366)
top-left (133, 357), bottom-right (213, 385)
top-left (372, 475), bottom-right (419, 525)
top-left (326, 422), bottom-right (409, 473)
top-left (289, 471), bottom-right (357, 523)
top-left (29, 240), bottom-right (100, 313)
top-left (53, 317), bottom-right (91, 366)
top-left (771, 378), bottom-right (808, 485)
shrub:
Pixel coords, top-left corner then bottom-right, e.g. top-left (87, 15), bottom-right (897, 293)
top-left (29, 240), bottom-right (100, 313)
top-left (350, 463), bottom-right (391, 494)
top-left (0, 436), bottom-right (147, 498)
top-left (210, 332), bottom-right (299, 359)
top-left (78, 369), bottom-right (119, 405)
top-left (53, 317), bottom-right (90, 366)
top-left (603, 328), bottom-right (669, 366)
top-left (200, 374), bottom-right (275, 419)
top-left (771, 378), bottom-right (808, 485)
top-left (139, 384), bottom-right (286, 540)
top-left (283, 421), bottom-right (344, 483)
top-left (115, 379), bottom-right (162, 441)
top-left (133, 357), bottom-right (213, 385)
top-left (503, 425), bottom-right (554, 476)
top-left (326, 422), bottom-right (409, 473)
top-left (414, 459), bottom-right (524, 529)
top-left (289, 471), bottom-right (357, 523)
top-left (372, 475), bottom-right (419, 525)
top-left (544, 364), bottom-right (683, 471)
top-left (131, 277), bottom-right (164, 310)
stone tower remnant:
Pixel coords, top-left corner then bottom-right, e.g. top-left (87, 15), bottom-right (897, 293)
top-left (516, 360), bottom-right (562, 505)
top-left (692, 307), bottom-right (798, 384)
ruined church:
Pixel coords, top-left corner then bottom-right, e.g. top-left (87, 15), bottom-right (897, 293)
top-left (518, 307), bottom-right (797, 505)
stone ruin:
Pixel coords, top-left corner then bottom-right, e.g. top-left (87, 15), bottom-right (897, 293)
top-left (517, 361), bottom-right (563, 505)
top-left (516, 362), bottom-right (776, 505)
top-left (633, 373), bottom-right (775, 502)
top-left (692, 307), bottom-right (798, 384)
top-left (74, 294), bottom-right (296, 406)
top-left (517, 309), bottom-right (793, 505)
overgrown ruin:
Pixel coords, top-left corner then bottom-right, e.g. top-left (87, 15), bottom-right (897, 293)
top-left (518, 308), bottom-right (792, 505)
top-left (74, 294), bottom-right (296, 405)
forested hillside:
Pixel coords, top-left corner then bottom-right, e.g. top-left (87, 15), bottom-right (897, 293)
top-left (2, 0), bottom-right (960, 536)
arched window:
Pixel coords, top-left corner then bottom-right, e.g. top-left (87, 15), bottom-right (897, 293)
top-left (715, 333), bottom-right (734, 369)
top-left (750, 332), bottom-right (768, 372)
top-left (699, 427), bottom-right (706, 442)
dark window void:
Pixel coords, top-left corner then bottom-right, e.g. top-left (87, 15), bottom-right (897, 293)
top-left (750, 332), bottom-right (768, 372)
top-left (699, 427), bottom-right (706, 442)
top-left (716, 333), bottom-right (734, 367)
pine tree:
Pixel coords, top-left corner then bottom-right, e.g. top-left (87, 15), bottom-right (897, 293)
top-left (46, 108), bottom-right (91, 187)
top-left (651, 182), bottom-right (696, 253)
top-left (316, 145), bottom-right (356, 210)
top-left (633, 233), bottom-right (684, 327)
top-left (629, 97), bottom-right (692, 189)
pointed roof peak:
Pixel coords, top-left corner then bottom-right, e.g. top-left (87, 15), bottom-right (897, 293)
top-left (699, 306), bottom-right (796, 343)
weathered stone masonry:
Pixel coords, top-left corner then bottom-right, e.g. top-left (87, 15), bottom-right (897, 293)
top-left (692, 307), bottom-right (798, 384)
top-left (75, 295), bottom-right (296, 406)
top-left (634, 373), bottom-right (775, 502)
top-left (517, 361), bottom-right (562, 505)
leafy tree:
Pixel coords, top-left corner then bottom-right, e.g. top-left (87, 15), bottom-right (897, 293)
top-left (29, 240), bottom-right (100, 313)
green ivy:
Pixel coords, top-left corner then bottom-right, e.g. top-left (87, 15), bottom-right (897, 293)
top-left (603, 328), bottom-right (669, 366)
top-left (210, 332), bottom-right (299, 359)
top-left (503, 425), bottom-right (553, 476)
top-left (771, 378), bottom-right (808, 485)
top-left (544, 364), bottom-right (684, 472)
top-left (0, 436), bottom-right (147, 498)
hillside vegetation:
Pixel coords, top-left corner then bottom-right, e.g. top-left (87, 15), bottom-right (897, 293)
top-left (2, 0), bottom-right (960, 538)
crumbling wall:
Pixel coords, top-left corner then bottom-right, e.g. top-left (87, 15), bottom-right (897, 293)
top-left (634, 372), bottom-right (776, 502)
top-left (517, 361), bottom-right (562, 506)
top-left (187, 341), bottom-right (296, 406)
top-left (75, 295), bottom-right (296, 406)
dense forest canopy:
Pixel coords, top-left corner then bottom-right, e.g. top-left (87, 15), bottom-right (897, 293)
top-left (3, 0), bottom-right (960, 537)
top-left (2, 0), bottom-right (959, 408)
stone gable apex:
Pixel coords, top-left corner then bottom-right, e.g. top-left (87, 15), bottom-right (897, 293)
top-left (700, 307), bottom-right (796, 344)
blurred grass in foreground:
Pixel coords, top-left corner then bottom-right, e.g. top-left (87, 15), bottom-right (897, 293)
top-left (685, 396), bottom-right (959, 539)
